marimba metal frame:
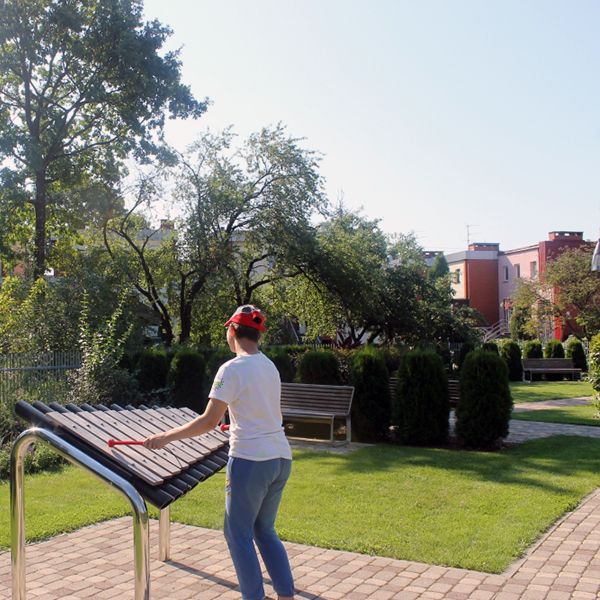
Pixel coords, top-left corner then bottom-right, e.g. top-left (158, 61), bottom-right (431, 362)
top-left (10, 426), bottom-right (158, 600)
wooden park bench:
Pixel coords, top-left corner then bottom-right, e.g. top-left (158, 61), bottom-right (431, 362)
top-left (522, 358), bottom-right (581, 382)
top-left (389, 376), bottom-right (460, 407)
top-left (280, 382), bottom-right (354, 443)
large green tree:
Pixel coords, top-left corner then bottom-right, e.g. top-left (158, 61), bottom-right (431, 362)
top-left (0, 0), bottom-right (206, 277)
top-left (545, 246), bottom-right (600, 338)
top-left (105, 126), bottom-right (327, 345)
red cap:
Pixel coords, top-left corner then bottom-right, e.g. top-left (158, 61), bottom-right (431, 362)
top-left (224, 305), bottom-right (267, 332)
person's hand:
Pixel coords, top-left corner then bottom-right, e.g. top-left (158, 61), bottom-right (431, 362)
top-left (143, 433), bottom-right (169, 450)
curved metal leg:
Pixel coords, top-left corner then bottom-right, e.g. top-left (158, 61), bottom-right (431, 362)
top-left (10, 427), bottom-right (150, 600)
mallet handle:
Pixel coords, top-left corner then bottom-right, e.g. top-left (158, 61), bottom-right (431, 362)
top-left (107, 439), bottom-right (144, 447)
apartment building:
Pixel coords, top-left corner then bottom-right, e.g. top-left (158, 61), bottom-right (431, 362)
top-left (445, 231), bottom-right (591, 339)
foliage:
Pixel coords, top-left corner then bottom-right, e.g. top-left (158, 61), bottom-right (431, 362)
top-left (455, 350), bottom-right (513, 448)
top-left (498, 340), bottom-right (523, 382)
top-left (136, 349), bottom-right (170, 397)
top-left (481, 342), bottom-right (499, 354)
top-left (588, 333), bottom-right (600, 394)
top-left (167, 349), bottom-right (206, 411)
top-left (0, 0), bottom-right (205, 277)
top-left (545, 247), bottom-right (600, 338)
top-left (544, 340), bottom-right (565, 358)
top-left (264, 347), bottom-right (295, 383)
top-left (205, 347), bottom-right (234, 389)
top-left (297, 350), bottom-right (341, 385)
top-left (457, 342), bottom-right (475, 371)
top-left (67, 292), bottom-right (140, 406)
top-left (0, 442), bottom-right (66, 481)
top-left (509, 279), bottom-right (554, 341)
top-left (350, 347), bottom-right (390, 442)
top-left (428, 253), bottom-right (449, 279)
top-left (522, 340), bottom-right (543, 359)
top-left (565, 336), bottom-right (588, 372)
top-left (392, 350), bottom-right (449, 445)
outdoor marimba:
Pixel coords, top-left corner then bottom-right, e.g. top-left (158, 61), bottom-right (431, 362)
top-left (10, 400), bottom-right (230, 600)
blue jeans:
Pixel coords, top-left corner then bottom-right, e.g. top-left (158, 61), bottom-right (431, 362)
top-left (224, 457), bottom-right (294, 600)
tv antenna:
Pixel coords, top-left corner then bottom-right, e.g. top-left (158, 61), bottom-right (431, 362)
top-left (466, 224), bottom-right (479, 246)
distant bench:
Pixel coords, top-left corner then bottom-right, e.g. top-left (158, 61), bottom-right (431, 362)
top-left (280, 382), bottom-right (354, 443)
top-left (389, 376), bottom-right (460, 407)
top-left (522, 358), bottom-right (581, 383)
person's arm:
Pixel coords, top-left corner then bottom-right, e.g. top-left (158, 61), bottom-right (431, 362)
top-left (143, 399), bottom-right (228, 450)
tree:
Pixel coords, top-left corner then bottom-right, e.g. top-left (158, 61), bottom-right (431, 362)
top-left (0, 0), bottom-right (206, 277)
top-left (544, 247), bottom-right (600, 338)
top-left (428, 253), bottom-right (449, 280)
top-left (106, 126), bottom-right (326, 345)
top-left (509, 279), bottom-right (554, 341)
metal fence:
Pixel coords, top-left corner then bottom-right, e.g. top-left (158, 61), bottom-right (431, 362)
top-left (0, 350), bottom-right (81, 405)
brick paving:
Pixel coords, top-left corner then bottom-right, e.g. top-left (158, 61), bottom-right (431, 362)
top-left (1, 415), bottom-right (599, 599)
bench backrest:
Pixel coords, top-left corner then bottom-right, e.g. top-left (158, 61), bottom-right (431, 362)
top-left (281, 382), bottom-right (354, 416)
top-left (522, 358), bottom-right (575, 369)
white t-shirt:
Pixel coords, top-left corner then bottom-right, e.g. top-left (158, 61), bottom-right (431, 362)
top-left (209, 352), bottom-right (292, 461)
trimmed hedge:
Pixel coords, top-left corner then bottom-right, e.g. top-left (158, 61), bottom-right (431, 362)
top-left (457, 342), bottom-right (474, 371)
top-left (298, 350), bottom-right (341, 385)
top-left (498, 340), bottom-right (523, 382)
top-left (350, 347), bottom-right (390, 442)
top-left (168, 349), bottom-right (206, 411)
top-left (522, 340), bottom-right (543, 359)
top-left (392, 350), bottom-right (449, 445)
top-left (264, 347), bottom-right (295, 382)
top-left (544, 340), bottom-right (565, 358)
top-left (589, 333), bottom-right (600, 394)
top-left (136, 349), bottom-right (170, 392)
top-left (565, 337), bottom-right (588, 372)
top-left (481, 342), bottom-right (499, 354)
top-left (455, 350), bottom-right (513, 449)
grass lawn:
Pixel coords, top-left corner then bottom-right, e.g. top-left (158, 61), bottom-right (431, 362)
top-left (2, 436), bottom-right (600, 573)
top-left (510, 380), bottom-right (594, 404)
top-left (512, 403), bottom-right (600, 427)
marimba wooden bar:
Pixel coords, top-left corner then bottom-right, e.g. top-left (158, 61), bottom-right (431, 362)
top-left (10, 400), bottom-right (229, 600)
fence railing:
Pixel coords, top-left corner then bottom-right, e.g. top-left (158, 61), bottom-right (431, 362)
top-left (0, 350), bottom-right (81, 405)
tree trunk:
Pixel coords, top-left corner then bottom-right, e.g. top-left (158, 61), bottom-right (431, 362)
top-left (33, 173), bottom-right (47, 279)
top-left (179, 299), bottom-right (193, 344)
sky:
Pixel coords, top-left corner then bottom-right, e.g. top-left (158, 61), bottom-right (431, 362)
top-left (142, 0), bottom-right (600, 253)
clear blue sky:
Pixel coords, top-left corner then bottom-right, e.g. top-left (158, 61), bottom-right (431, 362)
top-left (143, 0), bottom-right (599, 253)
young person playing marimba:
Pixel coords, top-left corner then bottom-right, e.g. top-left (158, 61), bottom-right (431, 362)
top-left (144, 305), bottom-right (294, 600)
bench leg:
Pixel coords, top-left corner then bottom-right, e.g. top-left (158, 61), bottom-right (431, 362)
top-left (330, 418), bottom-right (334, 444)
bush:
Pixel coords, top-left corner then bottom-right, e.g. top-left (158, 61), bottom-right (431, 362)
top-left (455, 350), bottom-right (513, 449)
top-left (0, 442), bottom-right (66, 481)
top-left (168, 349), bottom-right (207, 411)
top-left (544, 340), bottom-right (565, 358)
top-left (544, 340), bottom-right (565, 380)
top-left (205, 347), bottom-right (234, 386)
top-left (498, 340), bottom-right (523, 382)
top-left (565, 336), bottom-right (588, 372)
top-left (589, 333), bottom-right (600, 394)
top-left (522, 340), bottom-right (543, 358)
top-left (350, 347), bottom-right (390, 442)
top-left (298, 350), bottom-right (341, 385)
top-left (136, 349), bottom-right (170, 393)
top-left (481, 342), bottom-right (499, 354)
top-left (264, 347), bottom-right (295, 383)
top-left (457, 342), bottom-right (474, 371)
top-left (392, 350), bottom-right (449, 445)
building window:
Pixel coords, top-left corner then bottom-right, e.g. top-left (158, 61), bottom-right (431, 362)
top-left (515, 264), bottom-right (520, 278)
top-left (530, 261), bottom-right (537, 278)
top-left (453, 269), bottom-right (461, 284)
top-left (503, 266), bottom-right (509, 281)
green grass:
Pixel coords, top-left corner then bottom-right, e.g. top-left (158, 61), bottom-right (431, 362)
top-left (2, 437), bottom-right (600, 573)
top-left (510, 380), bottom-right (594, 403)
top-left (512, 403), bottom-right (600, 427)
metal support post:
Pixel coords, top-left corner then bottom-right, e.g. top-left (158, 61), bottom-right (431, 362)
top-left (10, 428), bottom-right (150, 600)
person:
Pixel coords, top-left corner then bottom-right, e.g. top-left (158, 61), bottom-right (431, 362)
top-left (143, 305), bottom-right (295, 600)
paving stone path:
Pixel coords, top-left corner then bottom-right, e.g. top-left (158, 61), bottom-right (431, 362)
top-left (1, 410), bottom-right (599, 599)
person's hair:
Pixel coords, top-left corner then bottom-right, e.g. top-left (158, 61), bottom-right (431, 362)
top-left (231, 323), bottom-right (261, 343)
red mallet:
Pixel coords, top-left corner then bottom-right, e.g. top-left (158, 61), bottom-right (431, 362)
top-left (107, 439), bottom-right (145, 448)
top-left (220, 424), bottom-right (230, 432)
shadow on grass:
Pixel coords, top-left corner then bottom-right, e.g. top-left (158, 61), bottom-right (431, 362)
top-left (292, 435), bottom-right (600, 496)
